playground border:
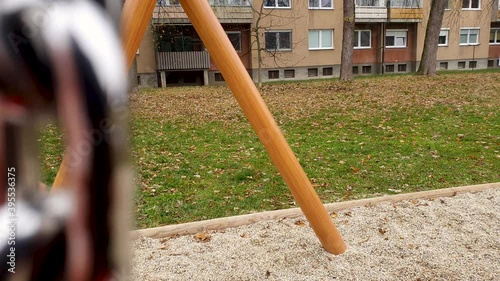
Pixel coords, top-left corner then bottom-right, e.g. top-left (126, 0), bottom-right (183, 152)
top-left (130, 182), bottom-right (500, 239)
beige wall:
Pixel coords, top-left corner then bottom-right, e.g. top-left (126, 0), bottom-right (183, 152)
top-left (137, 25), bottom-right (157, 74)
top-left (137, 0), bottom-right (499, 81)
top-left (251, 0), bottom-right (343, 70)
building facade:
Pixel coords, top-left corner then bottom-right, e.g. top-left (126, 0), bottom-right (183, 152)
top-left (136, 0), bottom-right (500, 87)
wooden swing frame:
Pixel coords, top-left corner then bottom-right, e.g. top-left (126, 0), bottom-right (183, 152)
top-left (52, 0), bottom-right (347, 255)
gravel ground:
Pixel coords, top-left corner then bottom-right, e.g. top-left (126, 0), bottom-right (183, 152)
top-left (131, 188), bottom-right (500, 280)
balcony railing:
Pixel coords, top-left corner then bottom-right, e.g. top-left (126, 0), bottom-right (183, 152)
top-left (154, 0), bottom-right (252, 23)
top-left (156, 51), bottom-right (210, 70)
top-left (388, 0), bottom-right (423, 21)
top-left (355, 0), bottom-right (385, 7)
top-left (355, 0), bottom-right (387, 22)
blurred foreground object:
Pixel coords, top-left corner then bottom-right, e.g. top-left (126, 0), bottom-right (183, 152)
top-left (0, 0), bottom-right (131, 280)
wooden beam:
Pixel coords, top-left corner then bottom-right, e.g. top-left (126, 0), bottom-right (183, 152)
top-left (121, 0), bottom-right (157, 69)
top-left (52, 0), bottom-right (157, 189)
top-left (131, 182), bottom-right (500, 240)
top-left (179, 0), bottom-right (346, 254)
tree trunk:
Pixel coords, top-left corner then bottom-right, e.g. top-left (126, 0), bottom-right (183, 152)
top-left (129, 57), bottom-right (138, 91)
top-left (255, 26), bottom-right (262, 89)
top-left (255, 2), bottom-right (264, 89)
top-left (340, 0), bottom-right (355, 81)
top-left (417, 0), bottom-right (447, 76)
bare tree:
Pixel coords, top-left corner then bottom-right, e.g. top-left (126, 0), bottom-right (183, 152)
top-left (250, 0), bottom-right (306, 88)
top-left (416, 0), bottom-right (447, 76)
top-left (340, 0), bottom-right (355, 81)
top-left (253, 1), bottom-right (266, 88)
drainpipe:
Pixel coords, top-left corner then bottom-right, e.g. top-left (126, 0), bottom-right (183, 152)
top-left (472, 44), bottom-right (477, 71)
top-left (381, 22), bottom-right (385, 74)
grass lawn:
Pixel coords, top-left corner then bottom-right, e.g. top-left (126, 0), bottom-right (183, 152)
top-left (40, 71), bottom-right (500, 228)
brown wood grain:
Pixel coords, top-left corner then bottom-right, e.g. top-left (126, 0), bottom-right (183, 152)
top-left (179, 0), bottom-right (347, 254)
top-left (122, 0), bottom-right (157, 68)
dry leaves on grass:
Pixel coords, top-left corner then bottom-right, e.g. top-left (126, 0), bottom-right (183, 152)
top-left (130, 73), bottom-right (500, 124)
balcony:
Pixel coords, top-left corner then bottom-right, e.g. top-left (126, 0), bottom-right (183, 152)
top-left (388, 0), bottom-right (424, 22)
top-left (154, 0), bottom-right (252, 24)
top-left (355, 0), bottom-right (388, 22)
top-left (156, 51), bottom-right (210, 70)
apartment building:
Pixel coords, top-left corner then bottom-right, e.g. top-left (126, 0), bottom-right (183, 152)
top-left (135, 0), bottom-right (500, 87)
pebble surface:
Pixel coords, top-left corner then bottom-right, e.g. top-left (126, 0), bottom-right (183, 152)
top-left (132, 188), bottom-right (500, 280)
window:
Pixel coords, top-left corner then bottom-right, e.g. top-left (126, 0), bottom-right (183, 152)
top-left (226, 32), bottom-right (242, 52)
top-left (157, 27), bottom-right (204, 52)
top-left (438, 29), bottom-right (449, 46)
top-left (487, 60), bottom-right (494, 67)
top-left (323, 67), bottom-right (333, 76)
top-left (352, 66), bottom-right (359, 74)
top-left (284, 69), bottom-right (295, 78)
top-left (214, 72), bottom-right (225, 81)
top-left (308, 68), bottom-right (318, 77)
top-left (398, 64), bottom-right (407, 72)
top-left (354, 30), bottom-right (371, 48)
top-left (385, 64), bottom-right (395, 73)
top-left (439, 62), bottom-right (448, 70)
top-left (265, 31), bottom-right (292, 51)
top-left (264, 0), bottom-right (291, 8)
top-left (362, 65), bottom-right (372, 73)
top-left (460, 28), bottom-right (479, 45)
top-left (386, 30), bottom-right (407, 48)
top-left (268, 70), bottom-right (279, 79)
top-left (458, 61), bottom-right (466, 69)
top-left (469, 61), bottom-right (477, 68)
top-left (490, 29), bottom-right (500, 44)
top-left (462, 0), bottom-right (480, 9)
top-left (309, 30), bottom-right (334, 50)
top-left (390, 0), bottom-right (421, 8)
top-left (309, 0), bottom-right (333, 9)
top-left (445, 0), bottom-right (450, 9)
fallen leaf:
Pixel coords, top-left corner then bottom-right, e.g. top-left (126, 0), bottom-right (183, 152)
top-left (350, 166), bottom-right (360, 174)
top-left (193, 232), bottom-right (211, 242)
top-left (294, 220), bottom-right (306, 227)
top-left (378, 228), bottom-right (387, 235)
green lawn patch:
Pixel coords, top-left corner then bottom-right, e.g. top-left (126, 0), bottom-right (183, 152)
top-left (40, 71), bottom-right (500, 228)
